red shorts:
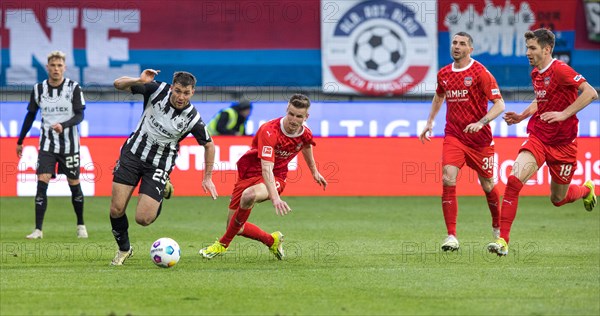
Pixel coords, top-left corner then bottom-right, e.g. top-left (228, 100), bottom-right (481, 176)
top-left (519, 134), bottom-right (577, 185)
top-left (442, 135), bottom-right (495, 178)
top-left (229, 175), bottom-right (286, 210)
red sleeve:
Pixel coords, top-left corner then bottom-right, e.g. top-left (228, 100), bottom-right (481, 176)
top-left (304, 128), bottom-right (316, 147)
top-left (256, 126), bottom-right (277, 163)
top-left (555, 63), bottom-right (587, 88)
top-left (435, 70), bottom-right (445, 95)
top-left (479, 68), bottom-right (502, 101)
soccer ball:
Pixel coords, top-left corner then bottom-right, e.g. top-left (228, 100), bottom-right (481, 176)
top-left (353, 26), bottom-right (405, 76)
top-left (150, 237), bottom-right (180, 268)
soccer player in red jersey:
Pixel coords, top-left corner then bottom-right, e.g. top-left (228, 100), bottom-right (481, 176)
top-left (487, 29), bottom-right (598, 256)
top-left (199, 94), bottom-right (328, 260)
top-left (419, 32), bottom-right (506, 252)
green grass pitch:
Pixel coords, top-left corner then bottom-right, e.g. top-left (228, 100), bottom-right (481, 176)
top-left (1, 196), bottom-right (598, 315)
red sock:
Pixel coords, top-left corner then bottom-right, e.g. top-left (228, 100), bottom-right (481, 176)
top-left (219, 207), bottom-right (252, 247)
top-left (442, 185), bottom-right (458, 236)
top-left (500, 176), bottom-right (524, 243)
top-left (485, 186), bottom-right (501, 228)
top-left (552, 184), bottom-right (589, 207)
top-left (240, 222), bottom-right (274, 246)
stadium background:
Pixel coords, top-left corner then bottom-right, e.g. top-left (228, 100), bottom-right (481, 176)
top-left (1, 0), bottom-right (599, 197)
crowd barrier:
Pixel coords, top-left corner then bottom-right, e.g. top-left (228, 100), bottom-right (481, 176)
top-left (2, 137), bottom-right (598, 197)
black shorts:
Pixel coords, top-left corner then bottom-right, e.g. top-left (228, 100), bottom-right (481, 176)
top-left (112, 148), bottom-right (169, 202)
top-left (37, 151), bottom-right (80, 179)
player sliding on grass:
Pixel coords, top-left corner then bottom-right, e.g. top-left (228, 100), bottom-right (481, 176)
top-left (199, 94), bottom-right (327, 260)
top-left (109, 69), bottom-right (218, 265)
top-left (419, 32), bottom-right (506, 252)
top-left (487, 29), bottom-right (598, 256)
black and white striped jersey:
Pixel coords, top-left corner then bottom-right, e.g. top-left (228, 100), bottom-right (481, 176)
top-left (20, 78), bottom-right (85, 154)
top-left (123, 81), bottom-right (211, 171)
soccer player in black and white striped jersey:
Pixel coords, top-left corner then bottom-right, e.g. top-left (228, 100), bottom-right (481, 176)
top-left (17, 51), bottom-right (88, 240)
top-left (109, 69), bottom-right (219, 265)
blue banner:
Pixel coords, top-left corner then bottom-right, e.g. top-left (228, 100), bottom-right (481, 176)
top-left (2, 101), bottom-right (599, 138)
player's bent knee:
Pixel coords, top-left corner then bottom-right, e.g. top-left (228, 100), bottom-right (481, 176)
top-left (442, 176), bottom-right (456, 187)
top-left (240, 189), bottom-right (256, 206)
top-left (109, 205), bottom-right (125, 218)
top-left (135, 214), bottom-right (154, 226)
top-left (442, 180), bottom-right (456, 187)
top-left (240, 197), bottom-right (254, 208)
top-left (38, 174), bottom-right (52, 183)
top-left (481, 183), bottom-right (494, 193)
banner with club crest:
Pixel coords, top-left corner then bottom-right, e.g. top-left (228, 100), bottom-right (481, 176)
top-left (321, 0), bottom-right (438, 96)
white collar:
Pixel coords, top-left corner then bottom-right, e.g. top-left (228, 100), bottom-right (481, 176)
top-left (537, 58), bottom-right (556, 74)
top-left (279, 117), bottom-right (304, 138)
top-left (452, 58), bottom-right (475, 72)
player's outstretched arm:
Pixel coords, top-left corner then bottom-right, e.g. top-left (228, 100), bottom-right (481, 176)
top-left (261, 159), bottom-right (291, 216)
top-left (464, 97), bottom-right (506, 133)
top-left (201, 142), bottom-right (218, 200)
top-left (540, 82), bottom-right (599, 124)
top-left (301, 145), bottom-right (327, 190)
top-left (16, 109), bottom-right (37, 157)
top-left (113, 69), bottom-right (160, 92)
top-left (419, 93), bottom-right (445, 143)
top-left (504, 100), bottom-right (537, 125)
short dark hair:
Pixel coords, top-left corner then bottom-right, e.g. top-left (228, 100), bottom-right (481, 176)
top-left (453, 31), bottom-right (473, 47)
top-left (172, 71), bottom-right (196, 87)
top-left (525, 28), bottom-right (555, 52)
top-left (289, 94), bottom-right (310, 109)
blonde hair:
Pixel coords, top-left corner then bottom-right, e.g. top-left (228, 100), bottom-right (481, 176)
top-left (47, 51), bottom-right (66, 63)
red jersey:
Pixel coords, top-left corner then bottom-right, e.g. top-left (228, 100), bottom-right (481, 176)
top-left (436, 59), bottom-right (502, 148)
top-left (527, 59), bottom-right (586, 145)
top-left (236, 118), bottom-right (315, 180)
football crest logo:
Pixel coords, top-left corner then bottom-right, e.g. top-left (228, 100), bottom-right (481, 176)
top-left (173, 117), bottom-right (187, 132)
top-left (464, 77), bottom-right (473, 87)
top-left (544, 77), bottom-right (551, 86)
top-left (354, 26), bottom-right (405, 76)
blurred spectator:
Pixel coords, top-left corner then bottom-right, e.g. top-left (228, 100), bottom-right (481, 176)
top-left (208, 100), bottom-right (252, 136)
